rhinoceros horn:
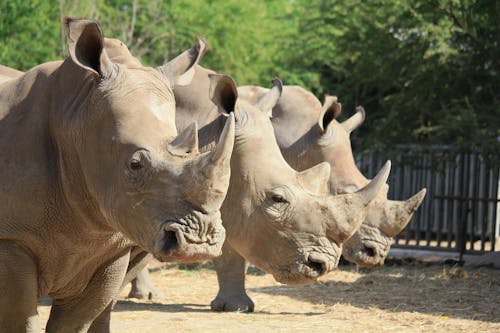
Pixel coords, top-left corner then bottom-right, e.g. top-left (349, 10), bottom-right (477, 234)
top-left (298, 162), bottom-right (331, 196)
top-left (168, 121), bottom-right (199, 156)
top-left (184, 114), bottom-right (235, 211)
top-left (210, 113), bottom-right (236, 165)
top-left (341, 106), bottom-right (366, 134)
top-left (327, 161), bottom-right (392, 242)
top-left (157, 36), bottom-right (208, 86)
top-left (357, 160), bottom-right (392, 206)
top-left (381, 188), bottom-right (427, 236)
top-left (256, 78), bottom-right (283, 116)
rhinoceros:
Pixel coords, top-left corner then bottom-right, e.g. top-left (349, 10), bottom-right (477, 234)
top-left (238, 85), bottom-right (427, 267)
top-left (0, 19), bottom-right (235, 332)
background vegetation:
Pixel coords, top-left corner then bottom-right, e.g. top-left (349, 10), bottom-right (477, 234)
top-left (1, 0), bottom-right (498, 151)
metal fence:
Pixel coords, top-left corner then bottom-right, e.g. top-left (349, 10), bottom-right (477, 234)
top-left (356, 145), bottom-right (500, 257)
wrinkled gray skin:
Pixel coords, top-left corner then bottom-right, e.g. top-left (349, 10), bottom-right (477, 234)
top-left (0, 19), bottom-right (235, 332)
top-left (239, 85), bottom-right (426, 268)
top-left (173, 72), bottom-right (391, 312)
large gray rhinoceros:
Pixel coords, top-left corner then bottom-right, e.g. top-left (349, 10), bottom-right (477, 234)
top-left (0, 19), bottom-right (235, 332)
top-left (238, 85), bottom-right (427, 267)
top-left (173, 73), bottom-right (391, 312)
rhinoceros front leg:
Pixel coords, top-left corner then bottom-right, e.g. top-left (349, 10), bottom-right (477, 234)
top-left (211, 242), bottom-right (254, 312)
top-left (45, 250), bottom-right (130, 333)
top-left (0, 240), bottom-right (41, 332)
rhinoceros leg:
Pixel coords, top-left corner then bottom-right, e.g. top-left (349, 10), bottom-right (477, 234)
top-left (45, 250), bottom-right (130, 333)
top-left (128, 266), bottom-right (164, 300)
top-left (211, 242), bottom-right (254, 312)
top-left (0, 240), bottom-right (40, 332)
top-left (88, 247), bottom-right (152, 333)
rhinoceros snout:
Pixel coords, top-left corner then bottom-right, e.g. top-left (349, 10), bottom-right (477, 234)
top-left (301, 256), bottom-right (327, 278)
top-left (154, 211), bottom-right (226, 263)
top-left (162, 229), bottom-right (179, 253)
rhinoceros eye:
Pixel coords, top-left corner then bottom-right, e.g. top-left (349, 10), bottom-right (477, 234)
top-left (129, 159), bottom-right (143, 170)
top-left (127, 150), bottom-right (149, 172)
top-left (271, 194), bottom-right (288, 204)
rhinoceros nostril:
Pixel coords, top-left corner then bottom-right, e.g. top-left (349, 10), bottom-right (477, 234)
top-left (305, 258), bottom-right (325, 275)
top-left (362, 245), bottom-right (376, 258)
top-left (163, 230), bottom-right (178, 253)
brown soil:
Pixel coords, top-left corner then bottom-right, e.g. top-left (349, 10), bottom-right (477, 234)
top-left (38, 261), bottom-right (500, 332)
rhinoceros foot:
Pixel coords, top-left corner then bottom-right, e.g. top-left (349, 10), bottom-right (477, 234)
top-left (127, 279), bottom-right (164, 300)
top-left (127, 267), bottom-right (164, 300)
top-left (210, 293), bottom-right (254, 312)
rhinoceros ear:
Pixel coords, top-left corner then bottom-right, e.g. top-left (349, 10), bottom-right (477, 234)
top-left (298, 162), bottom-right (331, 196)
top-left (64, 17), bottom-right (114, 79)
top-left (158, 36), bottom-right (208, 87)
top-left (208, 74), bottom-right (238, 117)
top-left (256, 78), bottom-right (282, 117)
top-left (341, 106), bottom-right (366, 134)
top-left (318, 95), bottom-right (341, 132)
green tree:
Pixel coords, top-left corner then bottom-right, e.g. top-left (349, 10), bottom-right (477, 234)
top-left (284, 0), bottom-right (500, 151)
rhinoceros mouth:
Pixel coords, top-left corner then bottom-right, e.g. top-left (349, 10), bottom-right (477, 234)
top-left (298, 252), bottom-right (334, 279)
top-left (348, 238), bottom-right (391, 268)
top-left (153, 212), bottom-right (225, 263)
top-left (272, 246), bottom-right (340, 285)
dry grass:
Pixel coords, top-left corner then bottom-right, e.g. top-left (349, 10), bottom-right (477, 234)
top-left (38, 261), bottom-right (500, 332)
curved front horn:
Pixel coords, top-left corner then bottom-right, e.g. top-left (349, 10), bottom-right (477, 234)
top-left (381, 188), bottom-right (427, 236)
top-left (185, 114), bottom-right (235, 211)
top-left (356, 161), bottom-right (391, 206)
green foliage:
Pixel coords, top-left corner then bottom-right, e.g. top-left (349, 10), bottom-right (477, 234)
top-left (0, 0), bottom-right (498, 150)
top-left (0, 0), bottom-right (59, 70)
top-left (284, 0), bottom-right (500, 151)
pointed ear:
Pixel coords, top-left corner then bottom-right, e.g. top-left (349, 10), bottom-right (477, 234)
top-left (298, 162), bottom-right (331, 196)
top-left (341, 106), bottom-right (366, 134)
top-left (167, 122), bottom-right (199, 156)
top-left (318, 95), bottom-right (341, 132)
top-left (158, 36), bottom-right (208, 87)
top-left (64, 17), bottom-right (114, 78)
top-left (256, 78), bottom-right (282, 117)
top-left (208, 74), bottom-right (238, 116)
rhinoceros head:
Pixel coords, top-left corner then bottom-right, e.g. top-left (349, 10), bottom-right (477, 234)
top-left (311, 97), bottom-right (427, 267)
top-left (61, 19), bottom-right (234, 263)
top-left (208, 74), bottom-right (390, 285)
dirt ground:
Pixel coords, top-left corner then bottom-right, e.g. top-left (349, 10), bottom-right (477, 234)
top-left (38, 260), bottom-right (500, 332)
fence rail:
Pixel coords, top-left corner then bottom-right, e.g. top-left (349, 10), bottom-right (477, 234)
top-left (356, 145), bottom-right (500, 257)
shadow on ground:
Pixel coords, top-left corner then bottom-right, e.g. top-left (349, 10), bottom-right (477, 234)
top-left (248, 264), bottom-right (500, 323)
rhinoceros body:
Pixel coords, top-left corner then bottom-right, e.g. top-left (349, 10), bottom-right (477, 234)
top-left (0, 20), bottom-right (235, 332)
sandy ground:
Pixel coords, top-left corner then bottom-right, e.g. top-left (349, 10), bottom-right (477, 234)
top-left (38, 261), bottom-right (500, 332)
